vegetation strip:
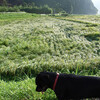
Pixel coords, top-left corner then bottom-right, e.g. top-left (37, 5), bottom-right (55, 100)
top-left (56, 17), bottom-right (99, 26)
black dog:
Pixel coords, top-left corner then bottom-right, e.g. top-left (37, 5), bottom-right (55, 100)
top-left (36, 72), bottom-right (100, 100)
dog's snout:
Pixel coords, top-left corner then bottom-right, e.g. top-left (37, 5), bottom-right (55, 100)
top-left (36, 86), bottom-right (42, 92)
top-left (36, 87), bottom-right (39, 91)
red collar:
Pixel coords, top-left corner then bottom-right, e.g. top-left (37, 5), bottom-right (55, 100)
top-left (53, 73), bottom-right (59, 90)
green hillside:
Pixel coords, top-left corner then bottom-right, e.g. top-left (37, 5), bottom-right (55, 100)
top-left (0, 13), bottom-right (100, 100)
top-left (0, 0), bottom-right (98, 14)
top-left (31, 0), bottom-right (98, 14)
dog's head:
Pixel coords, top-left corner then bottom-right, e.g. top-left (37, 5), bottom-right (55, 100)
top-left (36, 72), bottom-right (50, 92)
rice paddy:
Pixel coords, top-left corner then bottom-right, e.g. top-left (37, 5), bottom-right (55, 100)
top-left (0, 13), bottom-right (100, 100)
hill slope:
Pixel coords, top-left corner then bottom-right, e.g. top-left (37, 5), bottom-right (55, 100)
top-left (5, 0), bottom-right (98, 14)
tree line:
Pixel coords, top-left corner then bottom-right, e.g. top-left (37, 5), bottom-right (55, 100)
top-left (0, 0), bottom-right (52, 14)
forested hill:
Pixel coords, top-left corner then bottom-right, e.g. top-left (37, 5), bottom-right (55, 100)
top-left (2, 0), bottom-right (98, 14)
top-left (32, 0), bottom-right (98, 14)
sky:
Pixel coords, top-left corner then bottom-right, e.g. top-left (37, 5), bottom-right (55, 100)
top-left (92, 0), bottom-right (100, 10)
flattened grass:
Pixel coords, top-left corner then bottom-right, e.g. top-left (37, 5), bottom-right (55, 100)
top-left (0, 13), bottom-right (100, 100)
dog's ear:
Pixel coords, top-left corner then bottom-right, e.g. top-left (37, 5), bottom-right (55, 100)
top-left (40, 72), bottom-right (49, 78)
top-left (40, 73), bottom-right (50, 83)
top-left (41, 73), bottom-right (49, 79)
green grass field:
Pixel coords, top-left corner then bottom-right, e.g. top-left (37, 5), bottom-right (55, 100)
top-left (0, 13), bottom-right (100, 100)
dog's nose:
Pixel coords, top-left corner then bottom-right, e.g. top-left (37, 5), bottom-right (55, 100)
top-left (36, 87), bottom-right (42, 92)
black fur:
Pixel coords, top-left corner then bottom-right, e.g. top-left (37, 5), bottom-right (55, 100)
top-left (36, 72), bottom-right (100, 100)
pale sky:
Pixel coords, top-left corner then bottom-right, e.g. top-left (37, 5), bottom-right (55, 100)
top-left (92, 0), bottom-right (100, 10)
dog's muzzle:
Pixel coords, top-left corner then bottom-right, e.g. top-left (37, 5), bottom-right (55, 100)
top-left (36, 86), bottom-right (47, 92)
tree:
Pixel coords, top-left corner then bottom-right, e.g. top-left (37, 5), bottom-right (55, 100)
top-left (2, 0), bottom-right (8, 6)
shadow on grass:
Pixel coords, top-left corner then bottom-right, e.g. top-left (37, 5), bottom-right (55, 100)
top-left (84, 32), bottom-right (100, 41)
